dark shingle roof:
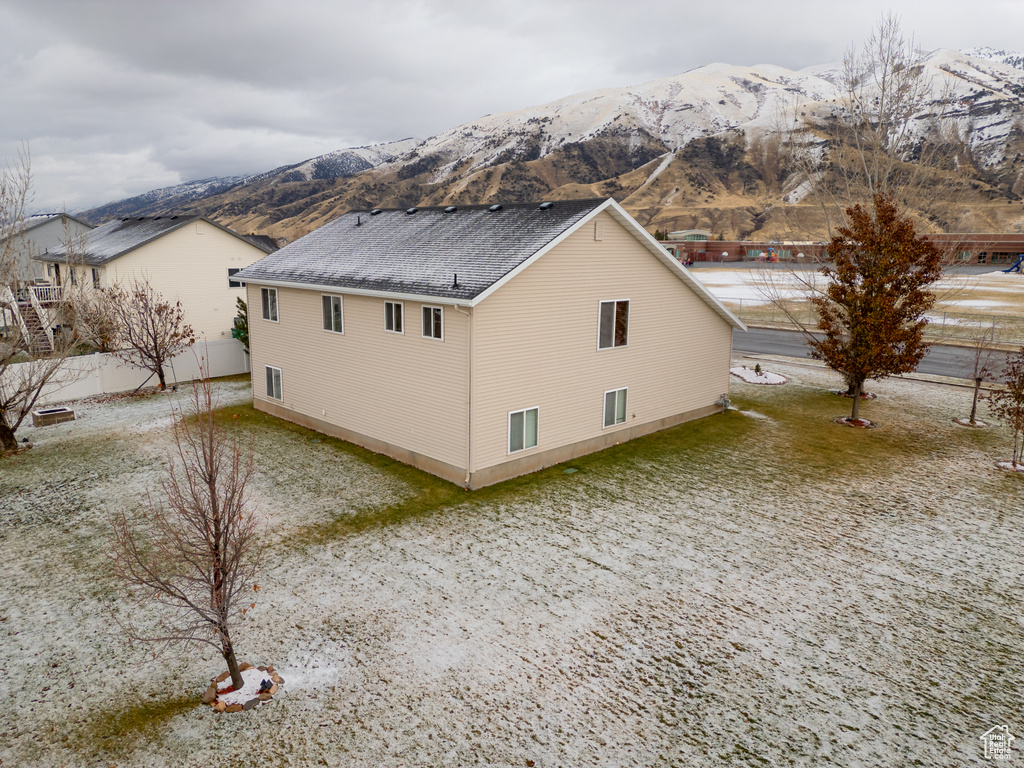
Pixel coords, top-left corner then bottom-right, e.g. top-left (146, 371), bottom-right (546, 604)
top-left (37, 215), bottom-right (275, 266)
top-left (233, 199), bottom-right (606, 302)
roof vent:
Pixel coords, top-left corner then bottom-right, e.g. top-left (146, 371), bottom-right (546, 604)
top-left (444, 206), bottom-right (458, 213)
top-left (406, 207), bottom-right (419, 215)
top-left (488, 204), bottom-right (503, 212)
top-left (538, 202), bottom-right (554, 210)
top-left (369, 208), bottom-right (382, 216)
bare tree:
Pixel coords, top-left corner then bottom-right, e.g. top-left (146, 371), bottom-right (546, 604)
top-left (960, 321), bottom-right (1000, 426)
top-left (109, 373), bottom-right (261, 690)
top-left (0, 145), bottom-right (81, 452)
top-left (988, 347), bottom-right (1024, 469)
top-left (778, 14), bottom-right (970, 242)
top-left (107, 278), bottom-right (195, 390)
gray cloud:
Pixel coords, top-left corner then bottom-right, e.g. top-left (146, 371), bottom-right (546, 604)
top-left (3, 0), bottom-right (1024, 212)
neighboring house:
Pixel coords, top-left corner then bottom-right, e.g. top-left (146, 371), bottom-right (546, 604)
top-left (37, 215), bottom-right (277, 340)
top-left (234, 198), bottom-right (745, 489)
top-left (4, 213), bottom-right (94, 285)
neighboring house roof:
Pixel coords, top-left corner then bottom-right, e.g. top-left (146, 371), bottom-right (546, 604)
top-left (21, 212), bottom-right (94, 234)
top-left (36, 215), bottom-right (276, 267)
top-left (234, 198), bottom-right (745, 329)
top-left (242, 233), bottom-right (280, 252)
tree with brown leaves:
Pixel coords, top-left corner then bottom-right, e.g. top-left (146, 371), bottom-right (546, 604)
top-left (110, 374), bottom-right (261, 690)
top-left (809, 193), bottom-right (942, 423)
top-left (107, 278), bottom-right (195, 390)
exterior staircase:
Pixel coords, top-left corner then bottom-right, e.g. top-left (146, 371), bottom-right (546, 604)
top-left (15, 298), bottom-right (53, 355)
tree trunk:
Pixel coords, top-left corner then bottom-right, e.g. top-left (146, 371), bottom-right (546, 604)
top-left (970, 378), bottom-right (982, 423)
top-left (851, 381), bottom-right (862, 422)
top-left (0, 420), bottom-right (17, 452)
top-left (156, 365), bottom-right (167, 391)
top-left (222, 635), bottom-right (243, 691)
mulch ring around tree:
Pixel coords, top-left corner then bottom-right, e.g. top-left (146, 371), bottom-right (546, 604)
top-left (202, 663), bottom-right (285, 713)
top-left (995, 461), bottom-right (1024, 473)
top-left (953, 418), bottom-right (989, 428)
top-left (834, 417), bottom-right (877, 429)
top-left (0, 443), bottom-right (32, 460)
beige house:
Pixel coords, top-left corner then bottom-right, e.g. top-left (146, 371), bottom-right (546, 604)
top-left (5, 213), bottom-right (94, 285)
top-left (235, 198), bottom-right (745, 489)
top-left (37, 216), bottom-right (276, 341)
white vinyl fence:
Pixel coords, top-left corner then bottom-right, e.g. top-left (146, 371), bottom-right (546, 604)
top-left (4, 339), bottom-right (250, 406)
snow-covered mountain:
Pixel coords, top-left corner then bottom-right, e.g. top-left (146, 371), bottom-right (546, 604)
top-left (82, 47), bottom-right (1024, 238)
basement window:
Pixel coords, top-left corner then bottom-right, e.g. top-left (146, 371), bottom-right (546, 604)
top-left (508, 407), bottom-right (539, 453)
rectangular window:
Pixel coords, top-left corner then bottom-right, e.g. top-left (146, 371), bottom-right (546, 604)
top-left (228, 268), bottom-right (242, 288)
top-left (421, 305), bottom-right (443, 339)
top-left (265, 366), bottom-right (282, 400)
top-left (604, 388), bottom-right (628, 427)
top-left (261, 287), bottom-right (278, 322)
top-left (508, 407), bottom-right (539, 453)
top-left (385, 301), bottom-right (403, 333)
top-left (978, 252), bottom-right (988, 264)
top-left (956, 251), bottom-right (972, 262)
top-left (91, 268), bottom-right (101, 289)
top-left (598, 300), bottom-right (629, 349)
top-left (322, 294), bottom-right (343, 333)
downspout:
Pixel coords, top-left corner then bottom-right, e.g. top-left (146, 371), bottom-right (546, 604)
top-left (453, 304), bottom-right (472, 487)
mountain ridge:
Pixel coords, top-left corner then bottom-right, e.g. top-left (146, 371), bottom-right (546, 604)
top-left (82, 47), bottom-right (1024, 241)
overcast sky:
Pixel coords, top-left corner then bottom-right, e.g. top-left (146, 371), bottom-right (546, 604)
top-left (3, 0), bottom-right (1024, 213)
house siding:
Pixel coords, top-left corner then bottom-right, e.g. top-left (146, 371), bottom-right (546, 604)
top-left (106, 223), bottom-right (264, 340)
top-left (470, 210), bottom-right (733, 476)
top-left (247, 285), bottom-right (470, 473)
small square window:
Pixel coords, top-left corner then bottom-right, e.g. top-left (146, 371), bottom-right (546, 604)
top-left (228, 268), bottom-right (242, 288)
top-left (603, 388), bottom-right (627, 427)
top-left (598, 300), bottom-right (629, 349)
top-left (508, 407), bottom-right (539, 453)
top-left (422, 306), bottom-right (443, 340)
top-left (322, 295), bottom-right (343, 333)
top-left (261, 287), bottom-right (278, 322)
top-left (265, 366), bottom-right (282, 400)
top-left (385, 301), bottom-right (403, 333)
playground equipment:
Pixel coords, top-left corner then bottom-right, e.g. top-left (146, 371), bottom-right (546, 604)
top-left (1001, 254), bottom-right (1024, 273)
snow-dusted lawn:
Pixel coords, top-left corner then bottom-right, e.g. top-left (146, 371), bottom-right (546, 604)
top-left (1, 367), bottom-right (1021, 766)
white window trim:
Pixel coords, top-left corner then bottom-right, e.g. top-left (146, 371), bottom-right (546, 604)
top-left (603, 387), bottom-right (628, 428)
top-left (261, 287), bottom-right (279, 323)
top-left (508, 406), bottom-right (540, 454)
top-left (228, 268), bottom-right (243, 288)
top-left (597, 298), bottom-right (630, 350)
top-left (265, 365), bottom-right (283, 400)
top-left (421, 305), bottom-right (444, 340)
top-left (385, 300), bottom-right (404, 334)
top-left (321, 294), bottom-right (344, 334)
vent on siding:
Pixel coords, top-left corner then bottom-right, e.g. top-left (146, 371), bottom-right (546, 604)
top-left (196, 221), bottom-right (205, 235)
top-left (594, 220), bottom-right (604, 241)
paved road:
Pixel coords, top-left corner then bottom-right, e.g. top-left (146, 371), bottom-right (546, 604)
top-left (734, 327), bottom-right (1009, 380)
